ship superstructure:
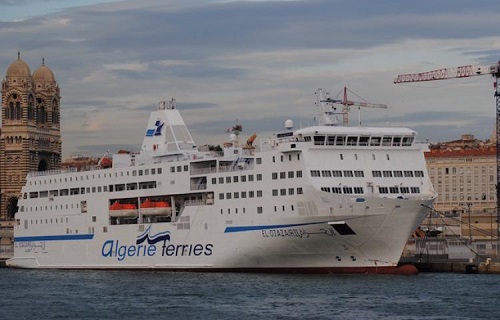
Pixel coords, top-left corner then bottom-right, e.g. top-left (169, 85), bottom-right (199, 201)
top-left (7, 94), bottom-right (436, 273)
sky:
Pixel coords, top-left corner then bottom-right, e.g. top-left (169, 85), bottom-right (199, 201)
top-left (1, 0), bottom-right (500, 158)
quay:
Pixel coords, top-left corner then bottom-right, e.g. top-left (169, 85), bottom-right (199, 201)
top-left (401, 237), bottom-right (500, 274)
top-left (0, 221), bottom-right (14, 268)
top-left (400, 260), bottom-right (500, 274)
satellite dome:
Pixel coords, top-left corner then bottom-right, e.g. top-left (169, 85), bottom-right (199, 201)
top-left (33, 59), bottom-right (56, 83)
top-left (284, 119), bottom-right (294, 130)
top-left (6, 54), bottom-right (31, 78)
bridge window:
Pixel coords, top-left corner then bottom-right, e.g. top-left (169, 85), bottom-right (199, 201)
top-left (402, 137), bottom-right (413, 146)
top-left (382, 137), bottom-right (392, 146)
top-left (392, 137), bottom-right (401, 146)
top-left (327, 136), bottom-right (336, 145)
top-left (314, 135), bottom-right (325, 145)
top-left (359, 136), bottom-right (369, 146)
top-left (346, 136), bottom-right (358, 146)
top-left (370, 137), bottom-right (381, 146)
top-left (335, 136), bottom-right (345, 146)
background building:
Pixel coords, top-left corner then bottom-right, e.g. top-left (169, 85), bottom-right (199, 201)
top-left (424, 134), bottom-right (498, 240)
top-left (0, 54), bottom-right (61, 253)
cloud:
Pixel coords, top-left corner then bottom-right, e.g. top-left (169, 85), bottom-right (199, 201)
top-left (2, 0), bottom-right (500, 157)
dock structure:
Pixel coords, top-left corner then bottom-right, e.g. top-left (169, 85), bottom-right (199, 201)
top-left (0, 220), bottom-right (13, 267)
top-left (399, 260), bottom-right (500, 274)
top-left (401, 237), bottom-right (500, 274)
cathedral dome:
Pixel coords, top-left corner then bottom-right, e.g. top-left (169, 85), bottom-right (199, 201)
top-left (33, 62), bottom-right (56, 83)
top-left (6, 56), bottom-right (31, 78)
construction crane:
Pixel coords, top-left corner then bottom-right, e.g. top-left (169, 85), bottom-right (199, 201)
top-left (394, 61), bottom-right (500, 237)
top-left (317, 87), bottom-right (387, 126)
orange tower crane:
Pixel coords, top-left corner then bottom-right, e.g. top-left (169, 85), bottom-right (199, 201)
top-left (394, 62), bottom-right (500, 236)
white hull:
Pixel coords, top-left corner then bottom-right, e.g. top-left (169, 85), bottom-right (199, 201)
top-left (8, 97), bottom-right (436, 273)
top-left (7, 191), bottom-right (433, 272)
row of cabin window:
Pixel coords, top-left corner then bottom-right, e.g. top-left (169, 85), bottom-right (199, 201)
top-left (22, 202), bottom-right (80, 213)
top-left (255, 206), bottom-right (297, 214)
top-left (306, 135), bottom-right (414, 147)
top-left (219, 190), bottom-right (263, 200)
top-left (26, 217), bottom-right (69, 225)
top-left (30, 167), bottom-right (163, 185)
top-left (272, 187), bottom-right (304, 196)
top-left (321, 187), bottom-right (364, 194)
top-left (272, 171), bottom-right (304, 179)
top-left (212, 174), bottom-right (262, 184)
top-left (220, 207), bottom-right (247, 214)
top-left (336, 153), bottom-right (392, 161)
top-left (26, 181), bottom-right (157, 199)
top-left (311, 170), bottom-right (424, 178)
top-left (320, 186), bottom-right (421, 194)
top-left (379, 186), bottom-right (420, 194)
top-left (226, 205), bottom-right (297, 214)
top-left (272, 154), bottom-right (301, 162)
top-left (21, 201), bottom-right (89, 214)
top-left (170, 165), bottom-right (189, 173)
top-left (221, 205), bottom-right (303, 214)
top-left (311, 170), bottom-right (364, 178)
top-left (220, 187), bottom-right (305, 200)
top-left (372, 170), bottom-right (425, 178)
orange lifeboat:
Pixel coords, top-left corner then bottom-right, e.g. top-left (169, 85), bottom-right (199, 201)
top-left (109, 201), bottom-right (138, 217)
top-left (99, 157), bottom-right (112, 169)
top-left (141, 198), bottom-right (172, 216)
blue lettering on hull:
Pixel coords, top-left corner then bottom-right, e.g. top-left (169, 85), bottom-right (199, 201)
top-left (101, 226), bottom-right (213, 262)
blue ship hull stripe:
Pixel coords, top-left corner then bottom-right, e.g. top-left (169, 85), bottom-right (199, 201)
top-left (14, 234), bottom-right (95, 242)
top-left (224, 221), bottom-right (327, 233)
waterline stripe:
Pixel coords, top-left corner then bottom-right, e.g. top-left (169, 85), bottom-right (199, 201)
top-left (224, 221), bottom-right (327, 233)
top-left (14, 234), bottom-right (95, 242)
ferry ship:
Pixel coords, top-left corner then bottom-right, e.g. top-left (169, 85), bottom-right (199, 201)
top-left (7, 90), bottom-right (436, 273)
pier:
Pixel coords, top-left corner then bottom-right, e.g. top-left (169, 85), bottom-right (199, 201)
top-left (401, 238), bottom-right (500, 274)
top-left (0, 220), bottom-right (13, 268)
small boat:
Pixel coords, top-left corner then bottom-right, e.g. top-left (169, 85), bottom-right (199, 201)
top-left (109, 201), bottom-right (138, 218)
top-left (140, 198), bottom-right (172, 216)
top-left (99, 157), bottom-right (112, 169)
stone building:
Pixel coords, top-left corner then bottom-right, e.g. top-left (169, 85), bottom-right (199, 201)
top-left (0, 53), bottom-right (61, 221)
top-left (423, 134), bottom-right (498, 240)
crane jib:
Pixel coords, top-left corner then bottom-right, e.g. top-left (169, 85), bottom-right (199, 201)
top-left (393, 65), bottom-right (494, 83)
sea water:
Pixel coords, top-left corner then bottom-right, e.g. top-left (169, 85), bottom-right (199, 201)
top-left (0, 268), bottom-right (499, 320)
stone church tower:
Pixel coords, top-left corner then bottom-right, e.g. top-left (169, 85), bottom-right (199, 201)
top-left (0, 54), bottom-right (61, 220)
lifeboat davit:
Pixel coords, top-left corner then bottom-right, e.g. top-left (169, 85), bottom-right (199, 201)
top-left (109, 201), bottom-right (138, 217)
top-left (141, 198), bottom-right (172, 216)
